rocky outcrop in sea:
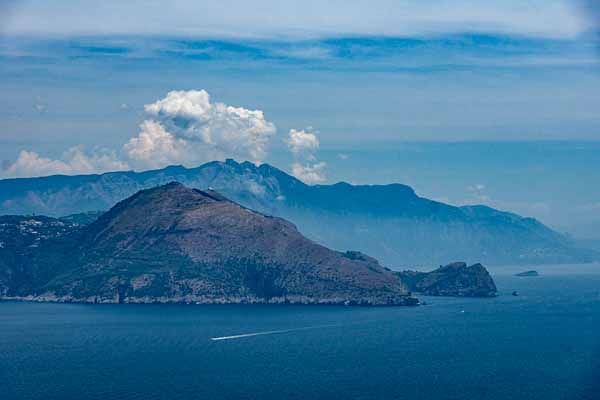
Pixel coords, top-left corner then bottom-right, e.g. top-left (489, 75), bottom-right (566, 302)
top-left (395, 262), bottom-right (497, 297)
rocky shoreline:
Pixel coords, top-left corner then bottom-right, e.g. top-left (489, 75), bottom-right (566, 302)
top-left (1, 293), bottom-right (420, 306)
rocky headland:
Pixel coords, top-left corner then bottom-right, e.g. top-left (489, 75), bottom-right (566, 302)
top-left (395, 262), bottom-right (497, 297)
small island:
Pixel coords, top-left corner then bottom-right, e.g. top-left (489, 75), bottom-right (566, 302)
top-left (515, 270), bottom-right (539, 277)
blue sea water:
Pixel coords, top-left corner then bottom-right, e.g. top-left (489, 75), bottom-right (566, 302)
top-left (1, 264), bottom-right (599, 400)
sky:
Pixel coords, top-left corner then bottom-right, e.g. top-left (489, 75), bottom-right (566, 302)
top-left (0, 0), bottom-right (599, 238)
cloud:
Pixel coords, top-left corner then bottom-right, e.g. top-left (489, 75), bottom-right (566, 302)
top-left (577, 0), bottom-right (600, 30)
top-left (246, 180), bottom-right (266, 196)
top-left (270, 45), bottom-right (333, 60)
top-left (286, 128), bottom-right (319, 155)
top-left (1, 1), bottom-right (588, 39)
top-left (125, 90), bottom-right (276, 169)
top-left (579, 201), bottom-right (600, 211)
top-left (1, 147), bottom-right (128, 179)
top-left (2, 89), bottom-right (278, 178)
top-left (468, 184), bottom-right (486, 192)
top-left (464, 184), bottom-right (492, 204)
top-left (34, 96), bottom-right (46, 114)
top-left (291, 162), bottom-right (327, 184)
top-left (123, 120), bottom-right (191, 170)
top-left (286, 127), bottom-right (327, 184)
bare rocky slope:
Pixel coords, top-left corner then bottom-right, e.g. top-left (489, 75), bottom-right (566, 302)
top-left (1, 183), bottom-right (417, 305)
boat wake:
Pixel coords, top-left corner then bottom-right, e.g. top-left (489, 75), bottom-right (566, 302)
top-left (210, 325), bottom-right (338, 341)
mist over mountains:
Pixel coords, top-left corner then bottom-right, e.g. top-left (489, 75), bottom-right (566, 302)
top-left (0, 159), bottom-right (595, 267)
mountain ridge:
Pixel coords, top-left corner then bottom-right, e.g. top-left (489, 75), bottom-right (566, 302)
top-left (0, 159), bottom-right (596, 266)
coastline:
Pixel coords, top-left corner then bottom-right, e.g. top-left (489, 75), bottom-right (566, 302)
top-left (0, 294), bottom-right (421, 307)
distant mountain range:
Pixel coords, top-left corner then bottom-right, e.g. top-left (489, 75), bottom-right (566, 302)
top-left (0, 183), bottom-right (415, 305)
top-left (0, 159), bottom-right (596, 266)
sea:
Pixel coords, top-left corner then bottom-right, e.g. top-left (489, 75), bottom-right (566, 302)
top-left (1, 263), bottom-right (599, 400)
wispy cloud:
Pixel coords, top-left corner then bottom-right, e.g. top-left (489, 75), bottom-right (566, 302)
top-left (464, 184), bottom-right (492, 205)
top-left (1, 1), bottom-right (588, 40)
top-left (577, 0), bottom-right (600, 30)
top-left (2, 34), bottom-right (596, 71)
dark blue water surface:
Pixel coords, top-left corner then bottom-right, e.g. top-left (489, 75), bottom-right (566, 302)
top-left (1, 264), bottom-right (599, 400)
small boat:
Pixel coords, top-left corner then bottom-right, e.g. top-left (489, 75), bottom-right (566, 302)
top-left (512, 291), bottom-right (519, 296)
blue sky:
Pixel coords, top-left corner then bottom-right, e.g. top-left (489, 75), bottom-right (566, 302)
top-left (0, 0), bottom-right (599, 237)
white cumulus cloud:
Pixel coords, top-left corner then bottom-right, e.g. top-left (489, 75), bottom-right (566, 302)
top-left (125, 90), bottom-right (276, 169)
top-left (291, 162), bottom-right (327, 184)
top-left (286, 126), bottom-right (327, 184)
top-left (286, 128), bottom-right (320, 155)
top-left (123, 120), bottom-right (192, 170)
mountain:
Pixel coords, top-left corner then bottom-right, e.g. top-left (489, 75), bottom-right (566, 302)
top-left (0, 183), bottom-right (416, 305)
top-left (396, 262), bottom-right (497, 297)
top-left (0, 159), bottom-right (596, 266)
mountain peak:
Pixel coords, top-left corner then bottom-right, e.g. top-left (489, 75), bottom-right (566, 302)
top-left (133, 181), bottom-right (225, 203)
top-left (91, 183), bottom-right (233, 236)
